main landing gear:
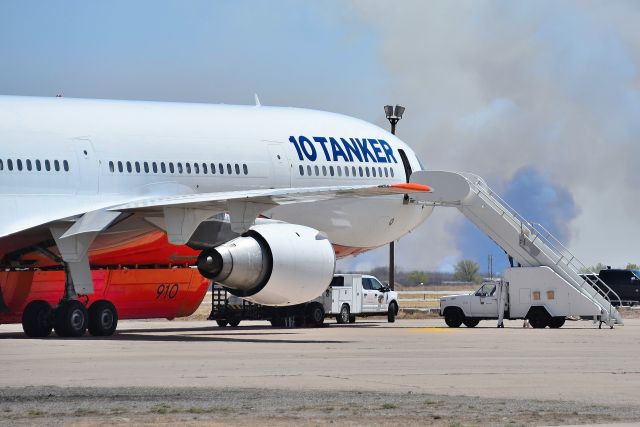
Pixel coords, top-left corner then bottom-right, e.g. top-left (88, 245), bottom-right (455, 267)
top-left (20, 263), bottom-right (118, 338)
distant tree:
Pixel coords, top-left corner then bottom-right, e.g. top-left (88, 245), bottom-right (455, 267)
top-left (453, 260), bottom-right (481, 283)
top-left (406, 271), bottom-right (429, 285)
top-left (626, 263), bottom-right (640, 270)
top-left (581, 262), bottom-right (608, 273)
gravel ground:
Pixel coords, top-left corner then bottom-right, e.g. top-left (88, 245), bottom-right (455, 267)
top-left (1, 387), bottom-right (639, 426)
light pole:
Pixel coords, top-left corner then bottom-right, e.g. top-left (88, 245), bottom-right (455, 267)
top-left (384, 105), bottom-right (405, 291)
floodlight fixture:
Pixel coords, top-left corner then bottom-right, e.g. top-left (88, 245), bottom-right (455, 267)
top-left (394, 105), bottom-right (405, 119)
top-left (384, 105), bottom-right (394, 118)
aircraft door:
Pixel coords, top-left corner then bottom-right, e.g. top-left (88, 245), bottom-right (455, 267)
top-left (397, 149), bottom-right (412, 183)
top-left (267, 143), bottom-right (291, 188)
top-left (74, 138), bottom-right (99, 194)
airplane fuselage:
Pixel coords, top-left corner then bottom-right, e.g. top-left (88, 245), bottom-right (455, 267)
top-left (0, 96), bottom-right (432, 265)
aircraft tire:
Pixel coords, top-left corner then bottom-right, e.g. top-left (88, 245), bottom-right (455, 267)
top-left (88, 301), bottom-right (118, 336)
top-left (22, 300), bottom-right (53, 338)
top-left (54, 300), bottom-right (88, 337)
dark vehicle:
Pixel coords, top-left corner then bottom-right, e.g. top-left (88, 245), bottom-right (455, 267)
top-left (582, 269), bottom-right (640, 306)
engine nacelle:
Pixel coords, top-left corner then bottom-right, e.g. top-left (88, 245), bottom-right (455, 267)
top-left (197, 223), bottom-right (335, 306)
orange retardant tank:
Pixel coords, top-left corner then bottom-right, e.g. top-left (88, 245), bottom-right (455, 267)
top-left (0, 268), bottom-right (209, 324)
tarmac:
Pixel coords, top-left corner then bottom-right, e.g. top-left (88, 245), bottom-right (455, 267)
top-left (1, 318), bottom-right (639, 425)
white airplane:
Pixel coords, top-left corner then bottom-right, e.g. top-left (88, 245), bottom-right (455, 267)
top-left (0, 95), bottom-right (434, 337)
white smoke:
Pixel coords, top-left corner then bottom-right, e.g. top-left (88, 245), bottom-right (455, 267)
top-left (340, 0), bottom-right (640, 270)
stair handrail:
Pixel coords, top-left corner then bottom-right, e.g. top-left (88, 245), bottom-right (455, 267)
top-left (530, 222), bottom-right (622, 310)
top-left (461, 173), bottom-right (621, 321)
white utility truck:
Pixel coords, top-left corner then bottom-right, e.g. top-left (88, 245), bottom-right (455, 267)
top-left (440, 266), bottom-right (615, 328)
top-left (318, 274), bottom-right (400, 324)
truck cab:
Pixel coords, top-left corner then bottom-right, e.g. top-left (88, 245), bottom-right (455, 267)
top-left (439, 280), bottom-right (501, 328)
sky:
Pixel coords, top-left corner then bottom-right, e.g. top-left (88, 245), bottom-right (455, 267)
top-left (1, 1), bottom-right (638, 273)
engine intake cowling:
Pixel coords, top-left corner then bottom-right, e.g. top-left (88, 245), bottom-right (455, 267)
top-left (197, 223), bottom-right (335, 306)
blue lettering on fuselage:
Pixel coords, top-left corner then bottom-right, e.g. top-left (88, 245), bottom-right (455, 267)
top-left (288, 136), bottom-right (398, 164)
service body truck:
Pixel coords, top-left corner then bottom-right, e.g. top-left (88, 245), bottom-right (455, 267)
top-left (319, 274), bottom-right (400, 324)
top-left (210, 274), bottom-right (399, 327)
top-left (440, 266), bottom-right (609, 328)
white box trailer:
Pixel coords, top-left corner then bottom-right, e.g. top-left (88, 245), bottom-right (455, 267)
top-left (440, 266), bottom-right (607, 328)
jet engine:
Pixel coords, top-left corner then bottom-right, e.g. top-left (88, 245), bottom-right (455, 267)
top-left (196, 223), bottom-right (335, 306)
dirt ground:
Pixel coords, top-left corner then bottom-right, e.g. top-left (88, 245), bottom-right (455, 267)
top-left (2, 386), bottom-right (640, 426)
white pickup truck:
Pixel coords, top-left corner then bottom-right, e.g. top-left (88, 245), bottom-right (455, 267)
top-left (440, 266), bottom-right (606, 328)
top-left (316, 274), bottom-right (400, 324)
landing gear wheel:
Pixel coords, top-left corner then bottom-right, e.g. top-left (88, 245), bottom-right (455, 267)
top-left (216, 320), bottom-right (228, 327)
top-left (22, 300), bottom-right (53, 338)
top-left (387, 302), bottom-right (397, 323)
top-left (336, 304), bottom-right (350, 324)
top-left (306, 303), bottom-right (325, 327)
top-left (88, 301), bottom-right (118, 336)
top-left (528, 310), bottom-right (550, 329)
top-left (228, 317), bottom-right (241, 327)
top-left (463, 318), bottom-right (480, 328)
top-left (444, 309), bottom-right (463, 328)
top-left (54, 300), bottom-right (88, 337)
top-left (548, 317), bottom-right (565, 328)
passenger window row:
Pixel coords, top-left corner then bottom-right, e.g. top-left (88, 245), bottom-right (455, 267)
top-left (0, 158), bottom-right (69, 172)
top-left (108, 161), bottom-right (249, 176)
top-left (298, 164), bottom-right (395, 179)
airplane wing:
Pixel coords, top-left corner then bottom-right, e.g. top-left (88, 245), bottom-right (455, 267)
top-left (108, 183), bottom-right (431, 212)
top-left (108, 182), bottom-right (432, 242)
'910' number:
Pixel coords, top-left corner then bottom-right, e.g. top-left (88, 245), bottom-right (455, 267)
top-left (156, 284), bottom-right (179, 300)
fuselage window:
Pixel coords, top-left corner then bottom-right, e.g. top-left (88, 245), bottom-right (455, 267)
top-left (243, 164), bottom-right (248, 175)
top-left (169, 163), bottom-right (175, 173)
top-left (117, 161), bottom-right (123, 173)
top-left (345, 166), bottom-right (349, 177)
top-left (352, 166), bottom-right (356, 177)
top-left (359, 166), bottom-right (363, 177)
top-left (337, 166), bottom-right (342, 177)
top-left (226, 163), bottom-right (232, 175)
top-left (143, 162), bottom-right (149, 173)
top-left (372, 167), bottom-right (376, 177)
top-left (185, 163), bottom-right (191, 174)
top-left (329, 166), bottom-right (334, 176)
top-left (0, 159), bottom-right (3, 170)
top-left (54, 160), bottom-right (60, 172)
top-left (234, 164), bottom-right (240, 175)
top-left (177, 162), bottom-right (183, 174)
top-left (202, 163), bottom-right (207, 174)
top-left (109, 161), bottom-right (115, 173)
top-left (384, 167), bottom-right (389, 178)
top-left (135, 162), bottom-right (141, 173)
top-left (17, 159), bottom-right (22, 171)
top-left (35, 159), bottom-right (41, 171)
top-left (126, 161), bottom-right (132, 173)
top-left (219, 163), bottom-right (224, 174)
top-left (210, 163), bottom-right (216, 174)
top-left (44, 160), bottom-right (50, 171)
top-left (193, 163), bottom-right (199, 174)
top-left (307, 165), bottom-right (312, 176)
top-left (26, 159), bottom-right (32, 171)
top-left (314, 165), bottom-right (319, 176)
top-left (378, 167), bottom-right (382, 177)
top-left (321, 165), bottom-right (326, 176)
top-left (299, 165), bottom-right (304, 176)
top-left (365, 166), bottom-right (370, 177)
top-left (160, 162), bottom-right (166, 173)
top-left (390, 168), bottom-right (395, 178)
top-left (63, 160), bottom-right (69, 172)
top-left (7, 159), bottom-right (13, 171)
top-left (152, 162), bottom-right (158, 173)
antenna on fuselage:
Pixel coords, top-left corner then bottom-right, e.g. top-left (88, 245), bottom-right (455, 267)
top-left (254, 93), bottom-right (261, 107)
